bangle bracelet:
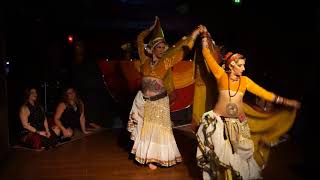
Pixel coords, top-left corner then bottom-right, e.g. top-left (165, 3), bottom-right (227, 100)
top-left (274, 95), bottom-right (283, 104)
top-left (283, 98), bottom-right (287, 105)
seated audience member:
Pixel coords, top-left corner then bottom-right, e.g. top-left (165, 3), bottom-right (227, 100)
top-left (19, 88), bottom-right (58, 150)
top-left (53, 87), bottom-right (89, 140)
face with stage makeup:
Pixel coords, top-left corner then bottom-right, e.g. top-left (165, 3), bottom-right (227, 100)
top-left (152, 42), bottom-right (167, 59)
top-left (229, 58), bottom-right (246, 76)
top-left (223, 52), bottom-right (246, 77)
top-left (146, 37), bottom-right (169, 62)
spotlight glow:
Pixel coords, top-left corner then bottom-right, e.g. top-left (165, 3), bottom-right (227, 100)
top-left (67, 35), bottom-right (73, 43)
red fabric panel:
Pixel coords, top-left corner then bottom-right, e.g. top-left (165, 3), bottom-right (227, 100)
top-left (170, 84), bottom-right (195, 112)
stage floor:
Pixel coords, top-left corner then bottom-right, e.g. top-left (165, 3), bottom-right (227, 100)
top-left (0, 126), bottom-right (305, 180)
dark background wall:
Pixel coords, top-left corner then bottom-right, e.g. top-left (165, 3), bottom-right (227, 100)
top-left (0, 30), bottom-right (9, 159)
top-left (0, 75), bottom-right (8, 160)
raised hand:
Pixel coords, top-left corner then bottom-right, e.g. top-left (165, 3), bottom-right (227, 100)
top-left (191, 25), bottom-right (201, 40)
top-left (198, 25), bottom-right (208, 34)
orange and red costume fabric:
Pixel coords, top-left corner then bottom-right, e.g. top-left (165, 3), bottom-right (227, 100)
top-left (97, 60), bottom-right (195, 112)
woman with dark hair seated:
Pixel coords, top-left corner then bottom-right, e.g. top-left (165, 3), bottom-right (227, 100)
top-left (19, 88), bottom-right (58, 150)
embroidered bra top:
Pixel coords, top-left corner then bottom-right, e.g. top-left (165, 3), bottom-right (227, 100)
top-left (202, 48), bottom-right (276, 101)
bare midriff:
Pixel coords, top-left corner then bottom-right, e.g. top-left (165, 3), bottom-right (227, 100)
top-left (142, 76), bottom-right (166, 97)
top-left (213, 90), bottom-right (245, 118)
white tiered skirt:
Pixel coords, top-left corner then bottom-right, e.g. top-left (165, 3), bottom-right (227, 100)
top-left (128, 91), bottom-right (182, 166)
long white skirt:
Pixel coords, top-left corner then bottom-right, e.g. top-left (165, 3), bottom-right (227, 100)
top-left (127, 91), bottom-right (182, 166)
top-left (196, 110), bottom-right (262, 180)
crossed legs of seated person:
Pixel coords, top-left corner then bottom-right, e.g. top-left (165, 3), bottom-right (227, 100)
top-left (51, 126), bottom-right (73, 143)
top-left (20, 128), bottom-right (59, 150)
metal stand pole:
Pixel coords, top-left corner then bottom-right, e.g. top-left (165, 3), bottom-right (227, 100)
top-left (44, 81), bottom-right (47, 113)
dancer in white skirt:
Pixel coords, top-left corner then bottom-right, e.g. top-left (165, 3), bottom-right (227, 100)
top-left (127, 16), bottom-right (201, 170)
top-left (196, 25), bottom-right (301, 179)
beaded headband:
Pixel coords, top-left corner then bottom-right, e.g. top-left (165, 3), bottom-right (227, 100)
top-left (146, 37), bottom-right (169, 54)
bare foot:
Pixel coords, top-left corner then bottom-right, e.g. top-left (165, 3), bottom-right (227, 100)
top-left (148, 163), bottom-right (157, 170)
top-left (35, 147), bottom-right (45, 152)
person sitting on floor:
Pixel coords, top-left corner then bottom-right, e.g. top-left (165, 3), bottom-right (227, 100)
top-left (19, 87), bottom-right (58, 150)
top-left (53, 87), bottom-right (89, 141)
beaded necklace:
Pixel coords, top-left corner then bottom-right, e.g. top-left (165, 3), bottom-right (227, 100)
top-left (226, 74), bottom-right (241, 116)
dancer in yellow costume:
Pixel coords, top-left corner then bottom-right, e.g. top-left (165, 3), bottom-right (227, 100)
top-left (195, 25), bottom-right (301, 179)
top-left (127, 16), bottom-right (201, 170)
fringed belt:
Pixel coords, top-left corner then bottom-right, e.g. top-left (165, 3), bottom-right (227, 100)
top-left (143, 91), bottom-right (167, 101)
top-left (220, 116), bottom-right (240, 154)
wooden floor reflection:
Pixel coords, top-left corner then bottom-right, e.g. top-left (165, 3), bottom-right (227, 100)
top-left (0, 127), bottom-right (304, 180)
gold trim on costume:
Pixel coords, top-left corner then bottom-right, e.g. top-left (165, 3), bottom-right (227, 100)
top-left (132, 153), bottom-right (182, 167)
top-left (196, 115), bottom-right (242, 179)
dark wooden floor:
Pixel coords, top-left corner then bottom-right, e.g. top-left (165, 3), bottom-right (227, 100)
top-left (0, 127), bottom-right (305, 180)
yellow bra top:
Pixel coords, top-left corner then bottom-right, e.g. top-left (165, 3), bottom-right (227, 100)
top-left (202, 48), bottom-right (276, 101)
top-left (141, 59), bottom-right (167, 79)
top-left (138, 29), bottom-right (196, 79)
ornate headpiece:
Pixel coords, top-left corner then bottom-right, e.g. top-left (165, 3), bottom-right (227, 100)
top-left (145, 18), bottom-right (169, 54)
